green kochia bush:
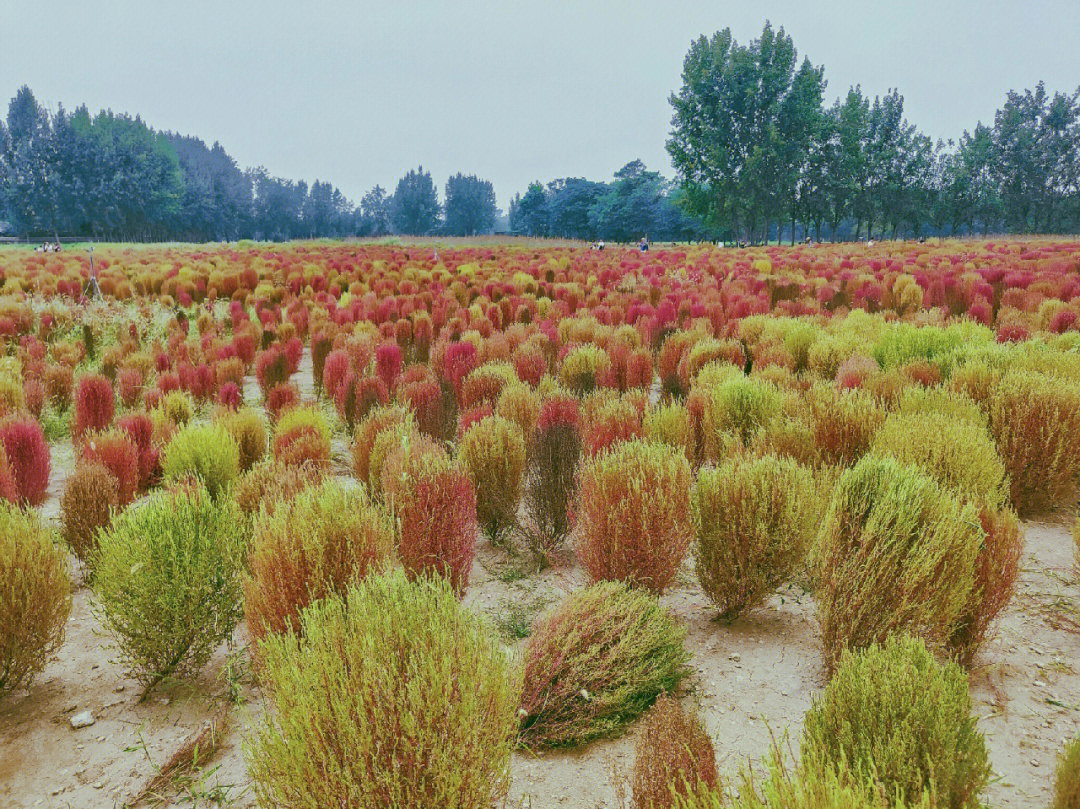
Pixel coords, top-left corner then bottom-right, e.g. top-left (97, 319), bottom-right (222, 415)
top-left (246, 568), bottom-right (519, 809)
top-left (91, 486), bottom-right (246, 698)
top-left (814, 455), bottom-right (981, 673)
top-left (162, 422), bottom-right (240, 498)
top-left (0, 502), bottom-right (71, 698)
top-left (801, 636), bottom-right (990, 809)
top-left (517, 581), bottom-right (690, 749)
top-left (1053, 735), bottom-right (1080, 809)
top-left (693, 454), bottom-right (817, 619)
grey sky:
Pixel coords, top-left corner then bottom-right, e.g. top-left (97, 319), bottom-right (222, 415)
top-left (6, 1), bottom-right (1080, 210)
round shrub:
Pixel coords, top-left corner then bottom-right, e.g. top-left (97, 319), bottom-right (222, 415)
top-left (271, 405), bottom-right (331, 469)
top-left (806, 383), bottom-right (885, 468)
top-left (80, 429), bottom-right (139, 506)
top-left (576, 440), bottom-right (693, 594)
top-left (91, 486), bottom-right (246, 697)
top-left (459, 415), bottom-right (526, 539)
top-left (0, 502), bottom-right (71, 698)
top-left (518, 581), bottom-right (690, 749)
top-left (815, 455), bottom-right (981, 673)
top-left (351, 404), bottom-right (412, 484)
top-left (383, 445), bottom-right (477, 595)
top-left (987, 370), bottom-right (1080, 514)
top-left (73, 373), bottom-right (115, 440)
top-left (0, 416), bottom-right (50, 506)
top-left (644, 402), bottom-right (693, 464)
top-left (632, 694), bottom-right (718, 809)
top-left (693, 455), bottom-right (817, 619)
top-left (246, 568), bottom-right (519, 809)
top-left (61, 461), bottom-right (119, 561)
top-left (1053, 735), bottom-right (1080, 809)
top-left (558, 344), bottom-right (612, 396)
top-left (871, 412), bottom-right (1008, 509)
top-left (217, 406), bottom-right (267, 471)
top-left (234, 458), bottom-right (324, 517)
top-left (525, 395), bottom-right (581, 562)
top-left (700, 374), bottom-right (782, 457)
top-left (162, 422), bottom-right (241, 498)
top-left (245, 480), bottom-right (395, 641)
top-left (801, 635), bottom-right (990, 809)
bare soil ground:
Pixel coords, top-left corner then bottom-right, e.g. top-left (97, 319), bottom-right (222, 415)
top-left (2, 360), bottom-right (1076, 808)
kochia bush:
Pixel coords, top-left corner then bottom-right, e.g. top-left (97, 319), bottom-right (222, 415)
top-left (245, 480), bottom-right (394, 641)
top-left (246, 569), bottom-right (519, 809)
top-left (814, 455), bottom-right (981, 673)
top-left (518, 581), bottom-right (690, 749)
top-left (632, 695), bottom-right (719, 809)
top-left (459, 415), bottom-right (526, 539)
top-left (525, 395), bottom-right (581, 562)
top-left (801, 636), bottom-right (990, 809)
top-left (0, 502), bottom-right (71, 698)
top-left (91, 486), bottom-right (246, 697)
top-left (73, 373), bottom-right (115, 440)
top-left (61, 461), bottom-right (119, 562)
top-left (162, 422), bottom-right (241, 498)
top-left (1053, 736), bottom-right (1080, 809)
top-left (0, 416), bottom-right (50, 507)
top-left (693, 455), bottom-right (817, 619)
top-left (576, 440), bottom-right (693, 594)
top-left (271, 405), bottom-right (331, 469)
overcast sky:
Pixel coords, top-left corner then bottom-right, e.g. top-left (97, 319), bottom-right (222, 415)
top-left (6, 1), bottom-right (1080, 209)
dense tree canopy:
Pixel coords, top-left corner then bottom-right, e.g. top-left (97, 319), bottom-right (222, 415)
top-left (390, 166), bottom-right (441, 236)
top-left (667, 22), bottom-right (1080, 241)
top-left (443, 173), bottom-right (497, 236)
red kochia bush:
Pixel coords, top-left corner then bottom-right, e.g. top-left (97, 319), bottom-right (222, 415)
top-left (321, 349), bottom-right (350, 400)
top-left (631, 695), bottom-right (719, 809)
top-left (575, 440), bottom-right (693, 594)
top-left (80, 430), bottom-right (140, 506)
top-left (73, 373), bottom-right (115, 440)
top-left (382, 445), bottom-right (477, 596)
top-left (0, 417), bottom-right (50, 506)
top-left (255, 346), bottom-right (290, 395)
top-left (117, 411), bottom-right (159, 491)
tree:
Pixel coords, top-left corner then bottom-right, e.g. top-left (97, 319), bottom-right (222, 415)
top-left (391, 166), bottom-right (440, 235)
top-left (509, 182), bottom-right (548, 236)
top-left (668, 23), bottom-right (823, 242)
top-left (358, 185), bottom-right (392, 236)
top-left (443, 173), bottom-right (497, 236)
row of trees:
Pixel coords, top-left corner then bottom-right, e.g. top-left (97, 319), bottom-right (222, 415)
top-left (507, 160), bottom-right (707, 242)
top-left (0, 87), bottom-right (500, 240)
top-left (666, 23), bottom-right (1080, 242)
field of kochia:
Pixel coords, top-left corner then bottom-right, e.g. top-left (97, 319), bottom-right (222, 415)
top-left (0, 238), bottom-right (1078, 808)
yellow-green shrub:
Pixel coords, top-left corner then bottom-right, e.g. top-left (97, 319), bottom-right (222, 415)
top-left (815, 455), bottom-right (981, 673)
top-left (518, 581), bottom-right (690, 749)
top-left (246, 568), bottom-right (519, 808)
top-left (701, 375), bottom-right (782, 459)
top-left (871, 412), bottom-right (1007, 509)
top-left (162, 422), bottom-right (240, 498)
top-left (806, 383), bottom-right (885, 467)
top-left (91, 486), bottom-right (246, 697)
top-left (217, 406), bottom-right (267, 471)
top-left (987, 370), bottom-right (1080, 514)
top-left (245, 480), bottom-right (395, 641)
top-left (693, 455), bottom-right (817, 619)
top-left (801, 635), bottom-right (989, 809)
top-left (644, 402), bottom-right (693, 463)
top-left (459, 415), bottom-right (526, 538)
top-left (559, 344), bottom-right (612, 395)
top-left (0, 503), bottom-right (71, 698)
top-left (1053, 736), bottom-right (1080, 809)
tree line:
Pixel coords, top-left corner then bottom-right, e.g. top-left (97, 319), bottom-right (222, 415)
top-left (664, 22), bottom-right (1080, 242)
top-left (0, 87), bottom-right (500, 241)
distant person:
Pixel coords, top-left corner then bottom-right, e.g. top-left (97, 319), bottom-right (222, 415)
top-left (639, 235), bottom-right (649, 252)
top-left (597, 239), bottom-right (605, 251)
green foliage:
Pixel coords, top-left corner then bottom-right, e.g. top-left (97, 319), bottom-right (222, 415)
top-left (518, 581), bottom-right (690, 749)
top-left (815, 455), bottom-right (981, 672)
top-left (871, 411), bottom-right (1008, 509)
top-left (0, 503), bottom-right (71, 698)
top-left (246, 568), bottom-right (519, 808)
top-left (1053, 735), bottom-right (1080, 809)
top-left (801, 636), bottom-right (990, 809)
top-left (162, 422), bottom-right (240, 498)
top-left (693, 455), bottom-right (817, 619)
top-left (459, 415), bottom-right (526, 539)
top-left (701, 375), bottom-right (782, 454)
top-left (91, 486), bottom-right (246, 696)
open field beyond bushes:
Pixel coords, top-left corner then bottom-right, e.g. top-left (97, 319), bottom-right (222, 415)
top-left (0, 238), bottom-right (1079, 808)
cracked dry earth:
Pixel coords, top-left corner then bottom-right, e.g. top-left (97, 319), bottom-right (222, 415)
top-left (1, 400), bottom-right (1077, 809)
